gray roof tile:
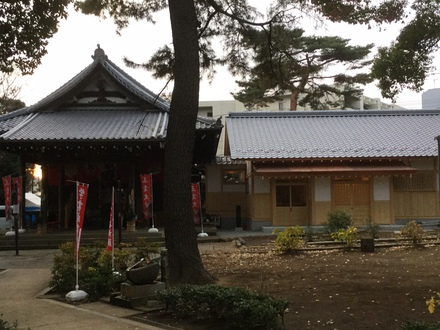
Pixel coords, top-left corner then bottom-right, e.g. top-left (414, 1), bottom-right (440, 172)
top-left (226, 110), bottom-right (440, 159)
top-left (1, 108), bottom-right (168, 141)
top-left (0, 47), bottom-right (222, 142)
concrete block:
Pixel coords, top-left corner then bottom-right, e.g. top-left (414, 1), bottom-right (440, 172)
top-left (120, 281), bottom-right (166, 299)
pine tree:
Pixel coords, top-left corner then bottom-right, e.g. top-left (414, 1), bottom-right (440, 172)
top-left (233, 25), bottom-right (374, 110)
top-left (74, 0), bottom-right (406, 284)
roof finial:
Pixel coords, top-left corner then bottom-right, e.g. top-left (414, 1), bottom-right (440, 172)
top-left (92, 44), bottom-right (107, 61)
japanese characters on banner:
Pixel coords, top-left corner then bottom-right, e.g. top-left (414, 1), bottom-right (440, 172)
top-left (140, 174), bottom-right (152, 219)
top-left (191, 183), bottom-right (201, 225)
top-left (2, 176), bottom-right (11, 220)
top-left (75, 182), bottom-right (89, 260)
top-left (106, 187), bottom-right (114, 252)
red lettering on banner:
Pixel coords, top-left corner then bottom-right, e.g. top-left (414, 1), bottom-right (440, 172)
top-left (140, 174), bottom-right (152, 219)
top-left (75, 182), bottom-right (89, 260)
top-left (107, 188), bottom-right (114, 251)
top-left (191, 183), bottom-right (201, 224)
top-left (2, 176), bottom-right (10, 220)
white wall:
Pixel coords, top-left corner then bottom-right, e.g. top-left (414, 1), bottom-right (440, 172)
top-left (373, 177), bottom-right (390, 201)
top-left (315, 177), bottom-right (331, 202)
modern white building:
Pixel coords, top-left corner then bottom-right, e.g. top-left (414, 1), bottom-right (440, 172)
top-left (422, 88), bottom-right (440, 110)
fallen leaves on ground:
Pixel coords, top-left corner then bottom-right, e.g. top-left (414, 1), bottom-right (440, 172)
top-left (201, 237), bottom-right (440, 330)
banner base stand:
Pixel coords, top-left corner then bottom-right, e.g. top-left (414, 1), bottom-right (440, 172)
top-left (4, 229), bottom-right (25, 236)
top-left (66, 288), bottom-right (88, 302)
top-left (198, 232), bottom-right (209, 238)
top-left (148, 227), bottom-right (159, 233)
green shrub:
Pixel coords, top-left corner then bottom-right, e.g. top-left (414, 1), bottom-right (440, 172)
top-left (305, 225), bottom-right (314, 242)
top-left (133, 238), bottom-right (162, 261)
top-left (427, 292), bottom-right (440, 314)
top-left (401, 220), bottom-right (425, 246)
top-left (0, 314), bottom-right (29, 330)
top-left (272, 226), bottom-right (305, 254)
top-left (400, 320), bottom-right (440, 330)
top-left (50, 242), bottom-right (126, 300)
top-left (50, 239), bottom-right (163, 300)
top-left (156, 284), bottom-right (289, 330)
top-left (331, 226), bottom-right (359, 248)
top-left (324, 210), bottom-right (353, 234)
top-left (365, 218), bottom-right (380, 238)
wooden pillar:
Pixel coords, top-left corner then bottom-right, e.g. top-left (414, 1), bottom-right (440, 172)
top-left (18, 156), bottom-right (26, 229)
top-left (58, 164), bottom-right (65, 229)
top-left (131, 161), bottom-right (136, 212)
top-left (37, 163), bottom-right (49, 234)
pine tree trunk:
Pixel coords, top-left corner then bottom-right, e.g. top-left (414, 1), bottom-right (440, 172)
top-left (290, 90), bottom-right (299, 111)
top-left (164, 0), bottom-right (216, 285)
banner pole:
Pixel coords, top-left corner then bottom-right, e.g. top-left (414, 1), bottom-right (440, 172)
top-left (75, 181), bottom-right (79, 290)
top-left (148, 173), bottom-right (158, 233)
top-left (197, 182), bottom-right (208, 237)
top-left (151, 173), bottom-right (155, 228)
top-left (66, 181), bottom-right (88, 302)
top-left (111, 186), bottom-right (115, 271)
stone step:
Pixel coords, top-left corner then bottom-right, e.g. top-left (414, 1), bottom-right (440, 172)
top-left (0, 229), bottom-right (165, 251)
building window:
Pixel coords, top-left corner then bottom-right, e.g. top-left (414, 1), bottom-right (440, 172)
top-left (198, 106), bottom-right (213, 117)
top-left (278, 102), bottom-right (286, 110)
top-left (393, 172), bottom-right (436, 191)
top-left (223, 170), bottom-right (245, 184)
top-left (276, 185), bottom-right (290, 206)
top-left (276, 182), bottom-right (307, 207)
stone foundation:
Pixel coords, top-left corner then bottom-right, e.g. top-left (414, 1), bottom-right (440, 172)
top-left (121, 281), bottom-right (166, 299)
top-left (111, 281), bottom-right (166, 308)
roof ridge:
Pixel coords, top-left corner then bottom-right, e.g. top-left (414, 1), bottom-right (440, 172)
top-left (228, 109), bottom-right (440, 118)
top-left (1, 113), bottom-right (38, 139)
top-left (5, 46), bottom-right (170, 116)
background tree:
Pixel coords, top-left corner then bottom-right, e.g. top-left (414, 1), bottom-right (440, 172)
top-left (0, 71), bottom-right (27, 201)
top-left (0, 72), bottom-right (25, 115)
top-left (74, 0), bottom-right (405, 285)
top-left (371, 0), bottom-right (440, 101)
top-left (232, 25), bottom-right (374, 110)
top-left (0, 1), bottom-right (71, 75)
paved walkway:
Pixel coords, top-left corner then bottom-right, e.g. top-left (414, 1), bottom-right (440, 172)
top-left (0, 249), bottom-right (164, 330)
top-left (0, 230), bottom-right (272, 330)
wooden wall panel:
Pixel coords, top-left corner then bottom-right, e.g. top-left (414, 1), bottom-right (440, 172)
top-left (205, 192), bottom-right (248, 217)
top-left (371, 201), bottom-right (392, 224)
top-left (393, 192), bottom-right (439, 219)
top-left (273, 207), bottom-right (308, 226)
top-left (250, 193), bottom-right (271, 220)
top-left (311, 201), bottom-right (331, 225)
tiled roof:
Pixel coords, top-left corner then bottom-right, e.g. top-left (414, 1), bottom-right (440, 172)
top-left (102, 59), bottom-right (169, 111)
top-left (0, 109), bottom-right (222, 141)
top-left (226, 110), bottom-right (440, 159)
top-left (0, 50), bottom-right (169, 120)
top-left (1, 108), bottom-right (168, 141)
top-left (213, 156), bottom-right (246, 165)
top-left (0, 47), bottom-right (222, 142)
top-left (196, 116), bottom-right (223, 130)
top-left (0, 115), bottom-right (28, 135)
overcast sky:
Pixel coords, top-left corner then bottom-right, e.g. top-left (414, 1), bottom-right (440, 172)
top-left (19, 5), bottom-right (440, 110)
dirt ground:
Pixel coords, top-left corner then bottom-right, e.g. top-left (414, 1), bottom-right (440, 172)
top-left (167, 235), bottom-right (440, 330)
